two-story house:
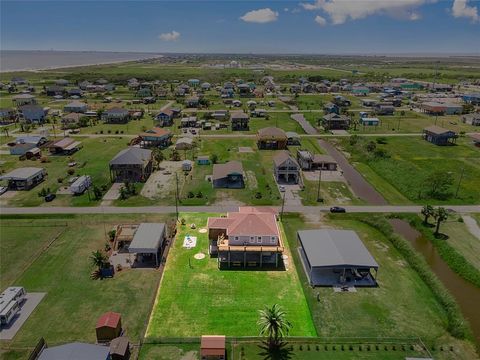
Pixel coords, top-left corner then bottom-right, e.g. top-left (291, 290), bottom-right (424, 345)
top-left (207, 207), bottom-right (284, 268)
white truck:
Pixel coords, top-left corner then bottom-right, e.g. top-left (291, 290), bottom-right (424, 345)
top-left (70, 175), bottom-right (92, 195)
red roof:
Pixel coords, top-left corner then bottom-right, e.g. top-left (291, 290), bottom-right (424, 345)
top-left (201, 335), bottom-right (225, 356)
top-left (207, 208), bottom-right (279, 237)
top-left (96, 311), bottom-right (121, 329)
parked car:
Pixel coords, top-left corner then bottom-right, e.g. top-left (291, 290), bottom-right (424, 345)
top-left (44, 193), bottom-right (56, 202)
top-left (330, 206), bottom-right (346, 213)
top-left (279, 185), bottom-right (285, 192)
top-left (0, 186), bottom-right (7, 195)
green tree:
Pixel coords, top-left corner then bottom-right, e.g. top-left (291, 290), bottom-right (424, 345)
top-left (257, 304), bottom-right (292, 350)
top-left (424, 171), bottom-right (454, 199)
top-left (433, 207), bottom-right (449, 236)
top-left (90, 250), bottom-right (108, 271)
top-left (210, 153), bottom-right (218, 164)
top-left (421, 205), bottom-right (434, 225)
top-left (152, 148), bottom-right (164, 167)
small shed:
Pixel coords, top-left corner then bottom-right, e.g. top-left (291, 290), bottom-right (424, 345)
top-left (197, 156), bottom-right (210, 165)
top-left (110, 336), bottom-right (130, 360)
top-left (128, 223), bottom-right (166, 266)
top-left (182, 160), bottom-right (193, 172)
top-left (96, 311), bottom-right (122, 342)
top-left (175, 137), bottom-right (194, 150)
top-left (200, 335), bottom-right (226, 360)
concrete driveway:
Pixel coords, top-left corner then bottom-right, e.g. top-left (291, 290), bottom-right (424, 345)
top-left (279, 184), bottom-right (302, 206)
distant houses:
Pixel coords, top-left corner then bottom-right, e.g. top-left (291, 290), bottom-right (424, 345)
top-left (64, 101), bottom-right (88, 113)
top-left (420, 101), bottom-right (462, 115)
top-left (12, 94), bottom-right (36, 106)
top-left (257, 127), bottom-right (287, 150)
top-left (297, 150), bottom-right (337, 171)
top-left (422, 126), bottom-right (457, 146)
top-left (212, 161), bottom-right (244, 188)
top-left (49, 137), bottom-right (82, 155)
top-left (321, 114), bottom-right (350, 130)
top-left (102, 108), bottom-right (130, 124)
top-left (137, 128), bottom-right (172, 149)
top-left (155, 109), bottom-right (174, 127)
top-left (109, 148), bottom-right (153, 182)
top-left (231, 111), bottom-right (249, 131)
top-left (8, 136), bottom-right (47, 156)
top-left (18, 104), bottom-right (46, 124)
top-left (462, 113), bottom-right (480, 126)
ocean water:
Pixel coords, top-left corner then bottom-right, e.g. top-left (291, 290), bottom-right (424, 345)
top-left (0, 50), bottom-right (162, 72)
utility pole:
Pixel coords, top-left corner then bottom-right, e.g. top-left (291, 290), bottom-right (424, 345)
top-left (280, 190), bottom-right (286, 220)
top-left (316, 169), bottom-right (323, 202)
top-left (455, 167), bottom-right (465, 198)
top-left (175, 172), bottom-right (179, 220)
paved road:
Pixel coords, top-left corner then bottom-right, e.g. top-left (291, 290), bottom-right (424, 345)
top-left (317, 139), bottom-right (388, 205)
top-left (290, 113), bottom-right (318, 135)
top-left (1, 205), bottom-right (479, 215)
top-left (462, 215), bottom-right (480, 239)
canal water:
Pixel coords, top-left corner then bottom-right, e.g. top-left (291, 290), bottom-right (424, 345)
top-left (389, 219), bottom-right (480, 346)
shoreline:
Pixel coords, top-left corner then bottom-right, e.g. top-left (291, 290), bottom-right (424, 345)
top-left (0, 54), bottom-right (163, 73)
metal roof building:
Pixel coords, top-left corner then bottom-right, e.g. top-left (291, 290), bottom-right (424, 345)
top-left (297, 229), bottom-right (379, 287)
top-left (128, 223), bottom-right (166, 266)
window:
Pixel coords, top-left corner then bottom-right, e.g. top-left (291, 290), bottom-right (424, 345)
top-left (270, 237), bottom-right (276, 244)
top-left (234, 236), bottom-right (239, 241)
top-left (257, 237), bottom-right (262, 244)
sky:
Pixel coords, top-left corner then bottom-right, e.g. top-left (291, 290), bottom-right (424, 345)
top-left (1, 0), bottom-right (479, 54)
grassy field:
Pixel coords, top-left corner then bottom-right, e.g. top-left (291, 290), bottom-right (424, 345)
top-left (0, 136), bottom-right (129, 207)
top-left (0, 213), bottom-right (170, 354)
top-left (440, 218), bottom-right (480, 272)
top-left (338, 136), bottom-right (480, 205)
top-left (146, 212), bottom-right (316, 338)
top-left (299, 180), bottom-right (364, 206)
top-left (281, 213), bottom-right (478, 359)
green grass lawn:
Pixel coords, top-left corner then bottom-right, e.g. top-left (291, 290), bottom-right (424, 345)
top-left (440, 218), bottom-right (480, 272)
top-left (146, 212), bottom-right (316, 338)
top-left (0, 220), bottom-right (67, 289)
top-left (1, 136), bottom-right (129, 207)
top-left (281, 213), bottom-right (479, 359)
top-left (299, 180), bottom-right (364, 205)
top-left (338, 136), bottom-right (480, 205)
top-left (0, 213), bottom-right (170, 350)
top-left (177, 138), bottom-right (282, 206)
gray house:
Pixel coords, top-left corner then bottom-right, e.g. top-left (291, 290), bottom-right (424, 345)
top-left (298, 229), bottom-right (379, 287)
top-left (273, 151), bottom-right (300, 184)
top-left (109, 147), bottom-right (153, 182)
top-left (64, 101), bottom-right (88, 113)
top-left (321, 114), bottom-right (350, 130)
top-left (422, 126), bottom-right (457, 146)
top-left (102, 108), bottom-right (130, 124)
top-left (19, 105), bottom-right (46, 124)
top-left (0, 167), bottom-right (46, 190)
top-left (212, 161), bottom-right (244, 188)
top-left (297, 150), bottom-right (337, 171)
top-left (231, 111), bottom-right (249, 131)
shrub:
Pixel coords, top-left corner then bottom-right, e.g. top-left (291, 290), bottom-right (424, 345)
top-left (187, 191), bottom-right (195, 198)
top-left (67, 168), bottom-right (75, 175)
top-left (57, 177), bottom-right (64, 183)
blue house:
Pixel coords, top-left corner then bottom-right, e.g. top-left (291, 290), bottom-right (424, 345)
top-left (323, 102), bottom-right (339, 115)
top-left (155, 109), bottom-right (174, 127)
top-left (19, 105), bottom-right (46, 124)
top-left (188, 79), bottom-right (200, 87)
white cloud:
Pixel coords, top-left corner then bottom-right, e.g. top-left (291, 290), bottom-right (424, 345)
top-left (301, 0), bottom-right (430, 24)
top-left (240, 8), bottom-right (279, 23)
top-left (315, 15), bottom-right (327, 25)
top-left (158, 31), bottom-right (180, 41)
top-left (452, 0), bottom-right (479, 22)
top-left (284, 7), bottom-right (290, 12)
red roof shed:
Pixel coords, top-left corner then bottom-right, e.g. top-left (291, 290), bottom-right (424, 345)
top-left (96, 311), bottom-right (122, 342)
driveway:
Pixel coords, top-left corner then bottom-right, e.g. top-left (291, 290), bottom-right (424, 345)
top-left (290, 113), bottom-right (318, 135)
top-left (462, 215), bottom-right (480, 240)
top-left (317, 139), bottom-right (388, 205)
top-left (101, 183), bottom-right (123, 205)
top-left (279, 184), bottom-right (302, 206)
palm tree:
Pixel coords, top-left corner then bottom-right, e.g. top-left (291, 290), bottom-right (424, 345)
top-left (421, 204), bottom-right (434, 225)
top-left (433, 207), bottom-right (449, 236)
top-left (90, 250), bottom-right (108, 271)
top-left (257, 304), bottom-right (292, 350)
